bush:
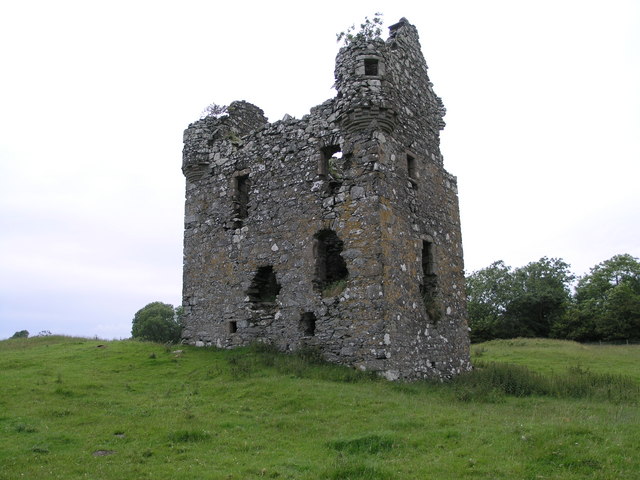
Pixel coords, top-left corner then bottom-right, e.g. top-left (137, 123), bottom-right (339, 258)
top-left (200, 102), bottom-right (227, 120)
top-left (11, 330), bottom-right (29, 339)
top-left (131, 302), bottom-right (182, 343)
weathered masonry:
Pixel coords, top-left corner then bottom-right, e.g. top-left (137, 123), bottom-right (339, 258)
top-left (181, 18), bottom-right (471, 380)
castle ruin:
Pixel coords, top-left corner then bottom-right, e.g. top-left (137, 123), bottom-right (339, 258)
top-left (180, 18), bottom-right (472, 380)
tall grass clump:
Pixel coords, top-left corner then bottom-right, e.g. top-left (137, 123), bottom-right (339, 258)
top-left (550, 365), bottom-right (639, 403)
top-left (325, 462), bottom-right (392, 480)
top-left (328, 434), bottom-right (397, 455)
top-left (225, 342), bottom-right (380, 383)
top-left (168, 429), bottom-right (211, 443)
top-left (453, 361), bottom-right (639, 403)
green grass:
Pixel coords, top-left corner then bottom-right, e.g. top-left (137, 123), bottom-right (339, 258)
top-left (472, 338), bottom-right (640, 382)
top-left (0, 336), bottom-right (638, 479)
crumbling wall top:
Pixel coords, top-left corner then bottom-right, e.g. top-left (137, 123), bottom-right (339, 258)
top-left (182, 100), bottom-right (268, 181)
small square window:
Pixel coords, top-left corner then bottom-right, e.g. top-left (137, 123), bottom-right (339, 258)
top-left (364, 58), bottom-right (379, 76)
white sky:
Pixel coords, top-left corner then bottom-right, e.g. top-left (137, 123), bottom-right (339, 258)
top-left (1, 0), bottom-right (638, 339)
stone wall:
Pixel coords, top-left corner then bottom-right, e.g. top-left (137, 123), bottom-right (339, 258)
top-left (181, 18), bottom-right (471, 380)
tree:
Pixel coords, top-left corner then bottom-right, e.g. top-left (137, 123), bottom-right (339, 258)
top-left (507, 257), bottom-right (574, 338)
top-left (11, 330), bottom-right (29, 339)
top-left (131, 302), bottom-right (183, 343)
top-left (466, 257), bottom-right (574, 341)
top-left (558, 254), bottom-right (640, 341)
top-left (466, 261), bottom-right (513, 342)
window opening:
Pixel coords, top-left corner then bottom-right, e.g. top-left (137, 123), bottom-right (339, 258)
top-left (228, 321), bottom-right (237, 334)
top-left (320, 145), bottom-right (344, 195)
top-left (364, 58), bottom-right (379, 76)
top-left (420, 240), bottom-right (440, 321)
top-left (407, 154), bottom-right (417, 187)
top-left (233, 174), bottom-right (249, 228)
top-left (247, 266), bottom-right (281, 311)
top-left (313, 229), bottom-right (348, 297)
top-left (320, 145), bottom-right (341, 177)
top-left (300, 312), bottom-right (316, 336)
top-left (422, 240), bottom-right (435, 276)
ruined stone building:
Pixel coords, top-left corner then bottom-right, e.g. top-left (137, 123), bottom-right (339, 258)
top-left (180, 18), bottom-right (471, 380)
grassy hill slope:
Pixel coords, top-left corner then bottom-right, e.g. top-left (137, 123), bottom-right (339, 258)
top-left (1, 337), bottom-right (638, 480)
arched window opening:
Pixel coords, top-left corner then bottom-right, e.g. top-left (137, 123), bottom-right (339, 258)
top-left (247, 266), bottom-right (281, 310)
top-left (314, 229), bottom-right (348, 297)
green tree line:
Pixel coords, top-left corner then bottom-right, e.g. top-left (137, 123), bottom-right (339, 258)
top-left (466, 254), bottom-right (640, 343)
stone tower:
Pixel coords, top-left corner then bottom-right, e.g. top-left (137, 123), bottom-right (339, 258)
top-left (180, 18), bottom-right (471, 380)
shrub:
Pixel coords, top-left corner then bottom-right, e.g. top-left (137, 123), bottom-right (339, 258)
top-left (322, 279), bottom-right (347, 297)
top-left (11, 330), bottom-right (29, 339)
top-left (200, 102), bottom-right (227, 119)
top-left (131, 302), bottom-right (182, 343)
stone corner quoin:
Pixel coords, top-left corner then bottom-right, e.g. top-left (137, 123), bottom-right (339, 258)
top-left (180, 17), bottom-right (472, 381)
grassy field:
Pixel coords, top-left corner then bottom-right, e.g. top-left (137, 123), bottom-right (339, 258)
top-left (472, 338), bottom-right (640, 382)
top-left (0, 336), bottom-right (638, 479)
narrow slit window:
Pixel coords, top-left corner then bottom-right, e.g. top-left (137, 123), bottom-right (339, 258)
top-left (364, 58), bottom-right (379, 76)
top-left (407, 154), bottom-right (416, 179)
top-left (422, 240), bottom-right (435, 276)
top-left (228, 321), bottom-right (237, 334)
top-left (407, 154), bottom-right (417, 188)
top-left (235, 174), bottom-right (249, 219)
top-left (420, 240), bottom-right (440, 321)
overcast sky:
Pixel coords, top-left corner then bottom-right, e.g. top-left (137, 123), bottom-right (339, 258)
top-left (1, 0), bottom-right (638, 340)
